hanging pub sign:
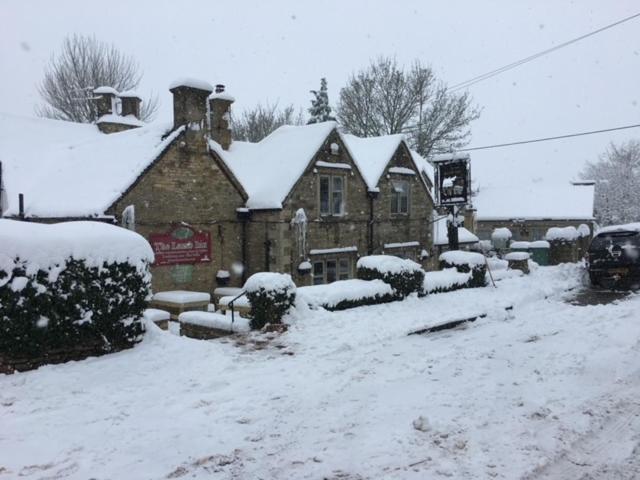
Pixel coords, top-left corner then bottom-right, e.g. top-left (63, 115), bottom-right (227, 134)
top-left (432, 154), bottom-right (471, 207)
top-left (149, 225), bottom-right (211, 266)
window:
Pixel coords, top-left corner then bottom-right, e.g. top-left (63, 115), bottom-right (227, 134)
top-left (338, 259), bottom-right (350, 280)
top-left (313, 262), bottom-right (324, 285)
top-left (391, 180), bottom-right (410, 214)
top-left (320, 175), bottom-right (345, 216)
top-left (312, 258), bottom-right (351, 284)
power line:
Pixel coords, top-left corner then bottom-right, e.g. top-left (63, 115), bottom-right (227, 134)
top-left (452, 123), bottom-right (640, 152)
top-left (449, 12), bottom-right (640, 92)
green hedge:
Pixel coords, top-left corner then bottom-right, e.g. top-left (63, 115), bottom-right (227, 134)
top-left (244, 273), bottom-right (296, 330)
top-left (356, 256), bottom-right (425, 298)
top-left (0, 258), bottom-right (149, 371)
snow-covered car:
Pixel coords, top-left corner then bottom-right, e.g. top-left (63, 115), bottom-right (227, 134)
top-left (587, 223), bottom-right (640, 289)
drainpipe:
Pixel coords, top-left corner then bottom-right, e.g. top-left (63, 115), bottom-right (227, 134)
top-left (367, 190), bottom-right (379, 255)
top-left (236, 208), bottom-right (252, 283)
top-left (264, 239), bottom-right (272, 271)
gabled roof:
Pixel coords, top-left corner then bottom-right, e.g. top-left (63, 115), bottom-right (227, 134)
top-left (341, 133), bottom-right (405, 191)
top-left (209, 121), bottom-right (338, 209)
top-left (0, 112), bottom-right (180, 218)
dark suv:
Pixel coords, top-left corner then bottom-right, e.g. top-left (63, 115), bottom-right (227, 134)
top-left (587, 224), bottom-right (640, 289)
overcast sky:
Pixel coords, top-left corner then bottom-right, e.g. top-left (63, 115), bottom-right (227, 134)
top-left (2, 0), bottom-right (639, 187)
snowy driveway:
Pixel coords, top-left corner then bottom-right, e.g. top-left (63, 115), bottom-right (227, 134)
top-left (2, 264), bottom-right (640, 479)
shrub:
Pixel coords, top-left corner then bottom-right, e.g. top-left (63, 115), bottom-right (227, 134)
top-left (423, 268), bottom-right (471, 294)
top-left (297, 278), bottom-right (396, 311)
top-left (356, 255), bottom-right (425, 298)
top-left (439, 250), bottom-right (487, 288)
top-left (244, 272), bottom-right (296, 330)
top-left (0, 220), bottom-right (152, 372)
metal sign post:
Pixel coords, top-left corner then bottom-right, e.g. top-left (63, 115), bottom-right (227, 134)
top-left (432, 154), bottom-right (471, 251)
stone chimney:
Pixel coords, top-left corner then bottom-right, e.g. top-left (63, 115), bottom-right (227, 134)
top-left (93, 86), bottom-right (118, 118)
top-left (118, 91), bottom-right (142, 119)
top-left (169, 79), bottom-right (213, 130)
top-left (208, 84), bottom-right (234, 150)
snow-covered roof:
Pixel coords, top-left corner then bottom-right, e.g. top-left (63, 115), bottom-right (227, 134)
top-left (409, 149), bottom-right (434, 186)
top-left (474, 184), bottom-right (595, 221)
top-left (168, 78), bottom-right (214, 92)
top-left (96, 114), bottom-right (144, 127)
top-left (93, 86), bottom-right (118, 95)
top-left (0, 112), bottom-right (180, 218)
top-left (596, 222), bottom-right (640, 235)
top-left (472, 146), bottom-right (595, 221)
top-left (210, 121), bottom-right (337, 209)
top-left (342, 133), bottom-right (405, 190)
top-left (433, 215), bottom-right (479, 246)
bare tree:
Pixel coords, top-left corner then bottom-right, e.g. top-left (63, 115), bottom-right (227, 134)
top-left (231, 102), bottom-right (304, 142)
top-left (581, 140), bottom-right (640, 225)
top-left (36, 34), bottom-right (159, 123)
top-left (337, 57), bottom-right (480, 156)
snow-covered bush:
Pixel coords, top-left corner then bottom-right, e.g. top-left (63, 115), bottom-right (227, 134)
top-left (297, 279), bottom-right (395, 311)
top-left (356, 255), bottom-right (425, 298)
top-left (0, 220), bottom-right (153, 372)
top-left (545, 226), bottom-right (579, 242)
top-left (423, 268), bottom-right (471, 294)
top-left (491, 228), bottom-right (512, 250)
top-left (244, 272), bottom-right (296, 329)
top-left (439, 250), bottom-right (487, 288)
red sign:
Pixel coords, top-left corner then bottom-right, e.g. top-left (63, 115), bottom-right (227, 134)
top-left (150, 226), bottom-right (212, 266)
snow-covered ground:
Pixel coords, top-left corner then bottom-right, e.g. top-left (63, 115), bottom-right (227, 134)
top-left (2, 264), bottom-right (640, 479)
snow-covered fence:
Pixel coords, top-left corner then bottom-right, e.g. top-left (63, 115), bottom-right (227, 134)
top-left (356, 255), bottom-right (425, 298)
top-left (0, 220), bottom-right (153, 373)
top-left (439, 250), bottom-right (487, 288)
top-left (244, 272), bottom-right (296, 329)
top-left (297, 278), bottom-right (395, 311)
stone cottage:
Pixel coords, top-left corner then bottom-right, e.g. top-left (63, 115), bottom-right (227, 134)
top-left (0, 78), bottom-right (435, 293)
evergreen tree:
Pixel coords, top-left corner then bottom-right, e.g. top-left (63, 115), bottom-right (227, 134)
top-left (307, 78), bottom-right (336, 124)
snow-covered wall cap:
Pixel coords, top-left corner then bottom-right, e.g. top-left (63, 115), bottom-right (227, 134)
top-left (168, 78), bottom-right (214, 92)
top-left (430, 152), bottom-right (470, 162)
top-left (505, 252), bottom-right (530, 261)
top-left (545, 226), bottom-right (579, 242)
top-left (93, 86), bottom-right (119, 95)
top-left (596, 222), bottom-right (640, 235)
top-left (118, 90), bottom-right (141, 99)
top-left (0, 219), bottom-right (154, 271)
top-left (209, 91), bottom-right (236, 102)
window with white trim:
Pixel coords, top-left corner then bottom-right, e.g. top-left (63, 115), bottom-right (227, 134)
top-left (312, 258), bottom-right (351, 284)
top-left (320, 174), bottom-right (345, 216)
top-left (391, 180), bottom-right (410, 214)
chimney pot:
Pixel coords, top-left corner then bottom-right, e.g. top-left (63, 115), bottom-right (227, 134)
top-left (215, 84), bottom-right (225, 93)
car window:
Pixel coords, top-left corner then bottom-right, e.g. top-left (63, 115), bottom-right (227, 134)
top-left (590, 232), bottom-right (639, 250)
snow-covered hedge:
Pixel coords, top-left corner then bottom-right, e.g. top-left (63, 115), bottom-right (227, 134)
top-left (439, 250), bottom-right (487, 288)
top-left (356, 255), bottom-right (425, 298)
top-left (423, 268), bottom-right (471, 294)
top-left (244, 272), bottom-right (296, 329)
top-left (545, 226), bottom-right (579, 242)
top-left (297, 279), bottom-right (395, 311)
top-left (0, 220), bottom-right (153, 372)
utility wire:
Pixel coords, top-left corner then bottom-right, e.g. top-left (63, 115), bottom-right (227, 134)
top-left (449, 12), bottom-right (640, 92)
top-left (451, 123), bottom-right (640, 152)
